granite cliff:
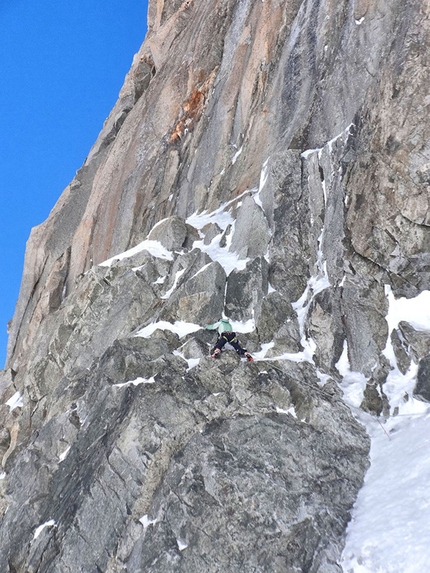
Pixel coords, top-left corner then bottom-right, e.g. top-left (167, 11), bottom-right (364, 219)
top-left (1, 0), bottom-right (430, 571)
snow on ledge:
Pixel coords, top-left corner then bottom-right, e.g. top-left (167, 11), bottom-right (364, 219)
top-left (139, 514), bottom-right (157, 529)
top-left (136, 321), bottom-right (201, 339)
top-left (59, 446), bottom-right (71, 462)
top-left (99, 240), bottom-right (173, 267)
top-left (173, 351), bottom-right (200, 371)
top-left (33, 520), bottom-right (56, 540)
top-left (114, 377), bottom-right (155, 388)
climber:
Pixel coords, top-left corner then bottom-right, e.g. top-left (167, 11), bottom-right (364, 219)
top-left (205, 318), bottom-right (253, 361)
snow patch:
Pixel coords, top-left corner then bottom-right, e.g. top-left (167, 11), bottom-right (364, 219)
top-left (99, 240), bottom-right (173, 267)
top-left (114, 377), bottom-right (155, 388)
top-left (173, 350), bottom-right (200, 371)
top-left (5, 391), bottom-right (23, 412)
top-left (253, 341), bottom-right (275, 360)
top-left (316, 370), bottom-right (332, 388)
top-left (162, 268), bottom-right (186, 299)
top-left (139, 514), bottom-right (157, 530)
top-left (59, 446), bottom-right (71, 462)
top-left (382, 286), bottom-right (430, 415)
top-left (33, 520), bottom-right (56, 540)
top-left (0, 472), bottom-right (6, 480)
top-left (232, 146), bottom-right (243, 164)
top-left (276, 405), bottom-right (297, 418)
top-left (177, 539), bottom-right (188, 551)
top-left (230, 318), bottom-right (255, 333)
top-left (335, 340), bottom-right (368, 408)
top-left (136, 321), bottom-right (201, 339)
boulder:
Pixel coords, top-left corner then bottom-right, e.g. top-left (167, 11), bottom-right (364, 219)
top-left (148, 216), bottom-right (196, 251)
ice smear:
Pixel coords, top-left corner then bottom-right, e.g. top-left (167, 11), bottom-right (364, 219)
top-left (33, 520), bottom-right (56, 540)
top-left (301, 123), bottom-right (354, 158)
top-left (6, 391), bottom-right (23, 412)
top-left (99, 240), bottom-right (173, 267)
top-left (114, 377), bottom-right (155, 388)
top-left (136, 321), bottom-right (201, 339)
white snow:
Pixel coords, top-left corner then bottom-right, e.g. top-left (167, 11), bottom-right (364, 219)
top-left (161, 268), bottom-right (186, 299)
top-left (276, 405), bottom-right (297, 418)
top-left (253, 341), bottom-right (275, 360)
top-left (139, 514), bottom-right (157, 529)
top-left (173, 350), bottom-right (200, 371)
top-left (340, 287), bottom-right (430, 573)
top-left (291, 228), bottom-right (330, 365)
top-left (342, 412), bottom-right (430, 573)
top-left (355, 16), bottom-right (365, 25)
top-left (136, 321), bottom-right (201, 339)
top-left (177, 539), bottom-right (188, 551)
top-left (33, 519), bottom-right (56, 540)
top-left (99, 239), bottom-right (173, 267)
top-left (186, 190), bottom-right (252, 231)
top-left (336, 340), bottom-right (368, 408)
top-left (230, 317), bottom-right (255, 333)
top-left (59, 446), bottom-right (71, 462)
top-left (113, 377), bottom-right (155, 388)
top-left (5, 391), bottom-right (23, 412)
top-left (316, 370), bottom-right (332, 388)
top-left (232, 146), bottom-right (243, 164)
top-left (0, 472), bottom-right (6, 480)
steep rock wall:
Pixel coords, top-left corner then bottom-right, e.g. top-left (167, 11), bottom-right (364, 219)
top-left (1, 0), bottom-right (430, 571)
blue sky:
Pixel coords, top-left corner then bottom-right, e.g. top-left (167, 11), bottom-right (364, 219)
top-left (0, 1), bottom-right (148, 368)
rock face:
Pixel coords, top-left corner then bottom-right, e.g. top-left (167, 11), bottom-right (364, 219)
top-left (1, 0), bottom-right (430, 571)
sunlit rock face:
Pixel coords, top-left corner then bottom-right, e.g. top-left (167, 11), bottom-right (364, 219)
top-left (1, 0), bottom-right (430, 571)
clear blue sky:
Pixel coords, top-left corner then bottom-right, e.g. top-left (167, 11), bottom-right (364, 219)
top-left (0, 1), bottom-right (148, 368)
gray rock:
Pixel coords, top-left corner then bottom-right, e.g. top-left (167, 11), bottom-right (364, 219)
top-left (147, 216), bottom-right (191, 251)
top-left (163, 259), bottom-right (227, 325)
top-left (6, 0), bottom-right (430, 569)
top-left (256, 291), bottom-right (301, 352)
top-left (229, 196), bottom-right (270, 260)
top-left (414, 356), bottom-right (430, 402)
top-left (225, 257), bottom-right (269, 322)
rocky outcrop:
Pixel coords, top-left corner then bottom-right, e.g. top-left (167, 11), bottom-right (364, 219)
top-left (1, 0), bottom-right (430, 571)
